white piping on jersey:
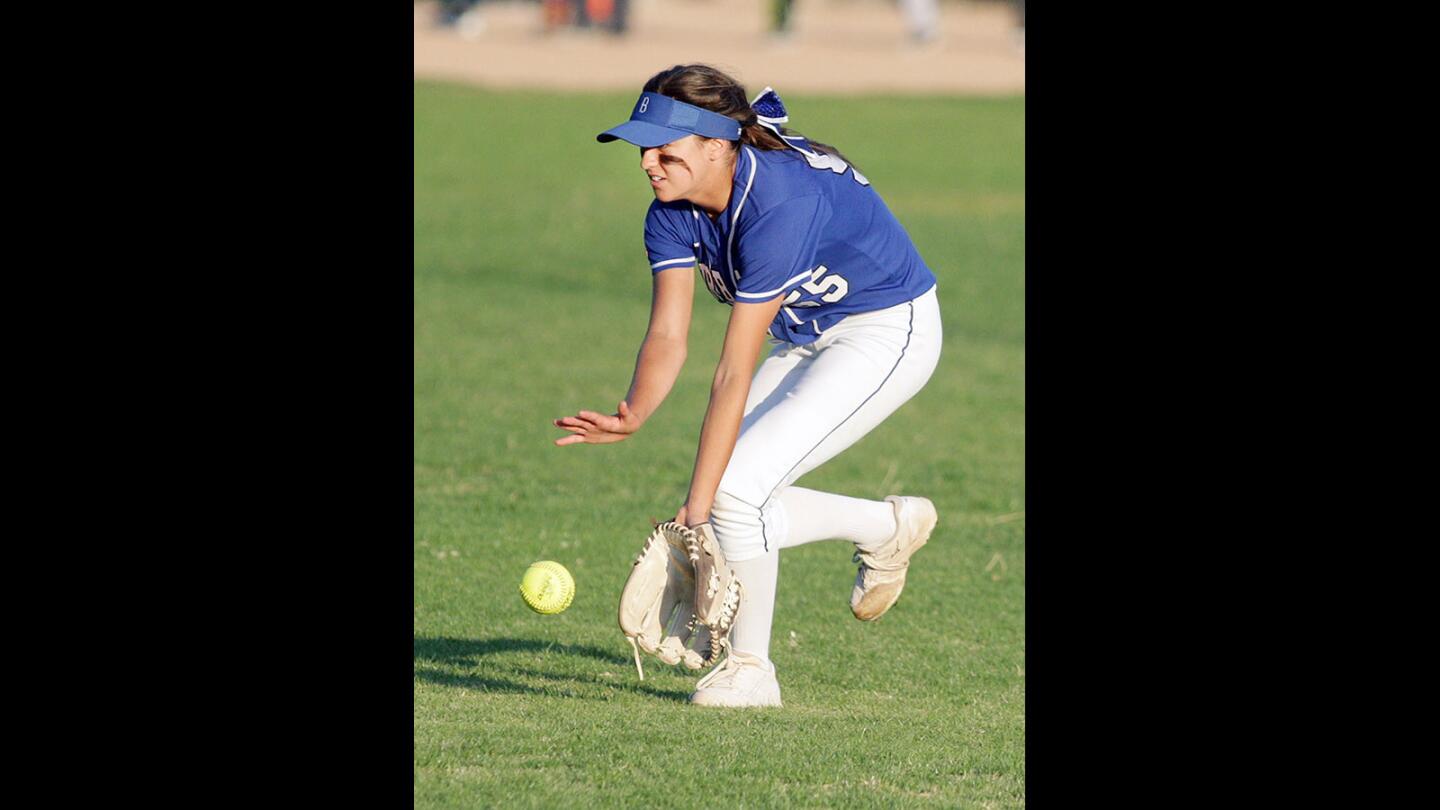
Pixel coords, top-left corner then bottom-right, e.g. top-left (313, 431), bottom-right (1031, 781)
top-left (726, 146), bottom-right (758, 289)
top-left (811, 319), bottom-right (825, 334)
top-left (736, 270), bottom-right (812, 299)
top-left (783, 307), bottom-right (803, 325)
top-left (651, 256), bottom-right (696, 269)
top-left (780, 134), bottom-right (814, 155)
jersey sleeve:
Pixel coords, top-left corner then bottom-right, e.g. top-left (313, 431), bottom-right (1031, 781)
top-left (733, 194), bottom-right (830, 302)
top-left (643, 201), bottom-right (697, 274)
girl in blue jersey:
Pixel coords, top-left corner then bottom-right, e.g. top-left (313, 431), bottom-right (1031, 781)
top-left (554, 64), bottom-right (943, 707)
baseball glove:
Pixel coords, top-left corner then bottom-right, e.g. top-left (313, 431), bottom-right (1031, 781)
top-left (618, 521), bottom-right (709, 679)
top-left (618, 521), bottom-right (743, 680)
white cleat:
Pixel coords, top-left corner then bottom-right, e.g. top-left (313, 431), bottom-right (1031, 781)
top-left (689, 645), bottom-right (783, 708)
top-left (850, 495), bottom-right (938, 621)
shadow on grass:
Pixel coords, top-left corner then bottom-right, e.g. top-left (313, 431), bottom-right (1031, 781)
top-left (414, 635), bottom-right (619, 666)
top-left (414, 666), bottom-right (690, 702)
top-left (413, 635), bottom-right (691, 703)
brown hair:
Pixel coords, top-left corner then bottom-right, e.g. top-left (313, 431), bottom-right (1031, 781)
top-left (642, 64), bottom-right (860, 171)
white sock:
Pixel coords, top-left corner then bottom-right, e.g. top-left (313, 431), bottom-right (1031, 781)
top-left (776, 486), bottom-right (897, 553)
top-left (727, 548), bottom-right (778, 665)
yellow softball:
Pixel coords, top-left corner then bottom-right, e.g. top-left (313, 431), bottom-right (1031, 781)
top-left (519, 561), bottom-right (575, 615)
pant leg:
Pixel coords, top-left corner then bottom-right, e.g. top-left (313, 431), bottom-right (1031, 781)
top-left (709, 286), bottom-right (942, 562)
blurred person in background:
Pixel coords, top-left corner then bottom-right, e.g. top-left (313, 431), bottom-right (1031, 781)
top-left (576, 0), bottom-right (630, 34)
top-left (769, 0), bottom-right (939, 45)
top-left (770, 0), bottom-right (795, 39)
top-left (438, 0), bottom-right (629, 36)
top-left (436, 0), bottom-right (488, 38)
top-left (902, 0), bottom-right (940, 44)
top-left (1013, 0), bottom-right (1024, 51)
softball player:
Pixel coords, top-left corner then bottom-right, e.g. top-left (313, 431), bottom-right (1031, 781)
top-left (554, 64), bottom-right (942, 707)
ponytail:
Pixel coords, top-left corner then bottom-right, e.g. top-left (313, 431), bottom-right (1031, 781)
top-left (643, 64), bottom-right (862, 172)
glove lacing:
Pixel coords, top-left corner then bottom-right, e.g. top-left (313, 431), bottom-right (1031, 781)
top-left (635, 530), bottom-right (661, 564)
top-left (694, 639), bottom-right (741, 691)
top-left (686, 527), bottom-right (743, 632)
top-left (716, 577), bottom-right (741, 627)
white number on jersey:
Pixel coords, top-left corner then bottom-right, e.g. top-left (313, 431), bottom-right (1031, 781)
top-left (797, 150), bottom-right (870, 186)
top-left (782, 265), bottom-right (849, 307)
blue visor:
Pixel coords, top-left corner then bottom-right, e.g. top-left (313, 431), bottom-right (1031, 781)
top-left (596, 92), bottom-right (742, 147)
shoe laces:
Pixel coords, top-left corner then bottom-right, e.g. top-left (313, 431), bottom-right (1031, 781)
top-left (846, 518), bottom-right (904, 570)
top-left (853, 498), bottom-right (910, 573)
top-left (853, 544), bottom-right (905, 574)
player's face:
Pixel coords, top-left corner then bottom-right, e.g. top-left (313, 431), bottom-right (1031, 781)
top-left (640, 136), bottom-right (724, 203)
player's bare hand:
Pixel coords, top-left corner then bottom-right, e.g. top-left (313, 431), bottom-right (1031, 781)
top-left (672, 503), bottom-right (712, 527)
top-left (553, 400), bottom-right (640, 446)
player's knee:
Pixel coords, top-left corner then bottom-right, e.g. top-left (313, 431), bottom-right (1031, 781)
top-left (709, 487), bottom-right (767, 562)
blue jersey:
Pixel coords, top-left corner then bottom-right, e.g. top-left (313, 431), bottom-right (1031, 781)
top-left (643, 142), bottom-right (937, 344)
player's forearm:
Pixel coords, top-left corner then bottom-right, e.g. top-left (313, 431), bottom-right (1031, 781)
top-left (624, 335), bottom-right (687, 426)
top-left (683, 371), bottom-right (751, 524)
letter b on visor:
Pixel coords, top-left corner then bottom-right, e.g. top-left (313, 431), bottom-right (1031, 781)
top-left (596, 92), bottom-right (742, 148)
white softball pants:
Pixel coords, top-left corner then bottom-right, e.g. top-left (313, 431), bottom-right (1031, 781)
top-left (709, 284), bottom-right (942, 562)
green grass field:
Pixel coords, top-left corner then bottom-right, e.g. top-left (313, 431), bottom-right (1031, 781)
top-left (414, 81), bottom-right (1025, 807)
